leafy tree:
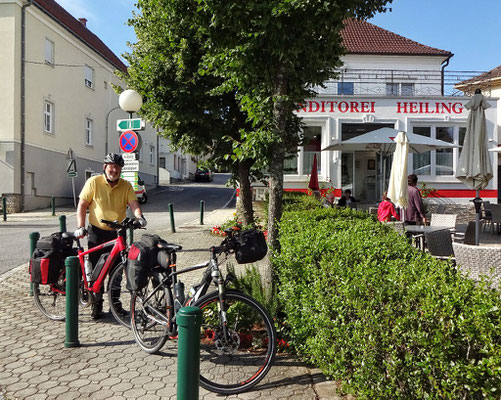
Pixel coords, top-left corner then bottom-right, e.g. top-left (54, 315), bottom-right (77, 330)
top-left (191, 0), bottom-right (393, 250)
top-left (118, 0), bottom-right (269, 225)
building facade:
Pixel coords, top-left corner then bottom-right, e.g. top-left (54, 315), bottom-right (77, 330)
top-left (0, 0), bottom-right (159, 211)
top-left (282, 19), bottom-right (499, 204)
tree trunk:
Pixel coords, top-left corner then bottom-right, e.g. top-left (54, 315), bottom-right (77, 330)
top-left (238, 159), bottom-right (254, 226)
top-left (267, 66), bottom-right (288, 253)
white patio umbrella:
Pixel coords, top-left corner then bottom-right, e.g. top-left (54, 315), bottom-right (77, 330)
top-left (323, 127), bottom-right (457, 199)
top-left (387, 132), bottom-right (409, 219)
top-left (456, 90), bottom-right (493, 245)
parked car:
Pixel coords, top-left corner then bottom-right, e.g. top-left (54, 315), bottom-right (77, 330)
top-left (194, 168), bottom-right (213, 182)
top-left (136, 177), bottom-right (147, 204)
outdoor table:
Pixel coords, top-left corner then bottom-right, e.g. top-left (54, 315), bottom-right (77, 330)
top-left (404, 225), bottom-right (451, 251)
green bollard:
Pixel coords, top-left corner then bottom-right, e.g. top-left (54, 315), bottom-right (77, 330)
top-left (65, 256), bottom-right (80, 348)
top-left (59, 215), bottom-right (67, 233)
top-left (29, 232), bottom-right (40, 296)
top-left (169, 203), bottom-right (176, 233)
top-left (51, 196), bottom-right (56, 216)
top-left (128, 228), bottom-right (133, 246)
top-left (2, 197), bottom-right (6, 221)
top-left (177, 306), bottom-right (201, 400)
top-left (200, 200), bottom-right (204, 225)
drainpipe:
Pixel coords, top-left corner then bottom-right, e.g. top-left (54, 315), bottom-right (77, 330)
top-left (440, 56), bottom-right (451, 96)
top-left (20, 0), bottom-right (33, 211)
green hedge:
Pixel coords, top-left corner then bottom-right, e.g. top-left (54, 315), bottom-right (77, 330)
top-left (273, 207), bottom-right (501, 399)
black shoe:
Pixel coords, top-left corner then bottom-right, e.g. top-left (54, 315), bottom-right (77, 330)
top-left (91, 301), bottom-right (103, 320)
top-left (111, 302), bottom-right (128, 318)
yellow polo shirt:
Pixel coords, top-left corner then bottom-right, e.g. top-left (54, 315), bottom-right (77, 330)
top-left (79, 174), bottom-right (137, 231)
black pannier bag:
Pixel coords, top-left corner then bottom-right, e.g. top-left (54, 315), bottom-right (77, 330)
top-left (30, 233), bottom-right (74, 285)
top-left (126, 234), bottom-right (168, 291)
top-left (234, 229), bottom-right (268, 264)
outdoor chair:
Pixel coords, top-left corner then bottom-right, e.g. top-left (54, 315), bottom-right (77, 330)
top-left (436, 204), bottom-right (446, 214)
top-left (481, 201), bottom-right (492, 232)
top-left (385, 221), bottom-right (404, 235)
top-left (452, 242), bottom-right (501, 289)
top-left (424, 229), bottom-right (455, 263)
top-left (430, 213), bottom-right (457, 233)
top-left (453, 221), bottom-right (476, 245)
top-left (487, 203), bottom-right (501, 234)
top-left (368, 206), bottom-right (378, 215)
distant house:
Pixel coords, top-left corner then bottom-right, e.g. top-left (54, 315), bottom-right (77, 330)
top-left (282, 19), bottom-right (498, 204)
top-left (0, 0), bottom-right (159, 211)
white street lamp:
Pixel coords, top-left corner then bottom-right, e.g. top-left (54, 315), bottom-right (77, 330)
top-left (119, 89), bottom-right (143, 117)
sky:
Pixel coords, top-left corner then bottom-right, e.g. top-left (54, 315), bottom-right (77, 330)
top-left (58, 0), bottom-right (499, 73)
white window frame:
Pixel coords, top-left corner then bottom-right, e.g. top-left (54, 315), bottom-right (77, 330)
top-left (45, 38), bottom-right (54, 65)
top-left (85, 118), bottom-right (93, 146)
top-left (284, 125), bottom-right (323, 177)
top-left (386, 82), bottom-right (415, 96)
top-left (149, 145), bottom-right (154, 164)
top-left (44, 100), bottom-right (54, 134)
top-left (84, 65), bottom-right (94, 89)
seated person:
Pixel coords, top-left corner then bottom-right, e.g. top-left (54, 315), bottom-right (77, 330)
top-left (337, 189), bottom-right (357, 207)
top-left (377, 191), bottom-right (400, 222)
top-left (324, 191), bottom-right (336, 208)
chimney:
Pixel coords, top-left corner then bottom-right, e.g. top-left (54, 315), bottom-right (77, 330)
top-left (78, 18), bottom-right (87, 27)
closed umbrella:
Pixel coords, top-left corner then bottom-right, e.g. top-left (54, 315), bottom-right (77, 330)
top-left (308, 153), bottom-right (319, 192)
top-left (456, 90), bottom-right (493, 245)
top-left (387, 132), bottom-right (409, 218)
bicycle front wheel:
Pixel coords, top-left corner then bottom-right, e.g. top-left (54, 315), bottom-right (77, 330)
top-left (108, 262), bottom-right (132, 328)
top-left (33, 270), bottom-right (66, 321)
top-left (130, 272), bottom-right (171, 354)
top-left (192, 290), bottom-right (277, 395)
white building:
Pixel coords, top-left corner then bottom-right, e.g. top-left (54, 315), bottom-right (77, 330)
top-left (284, 19), bottom-right (498, 204)
top-left (0, 0), bottom-right (159, 211)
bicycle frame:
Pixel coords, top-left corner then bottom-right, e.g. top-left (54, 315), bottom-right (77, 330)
top-left (76, 234), bottom-right (127, 294)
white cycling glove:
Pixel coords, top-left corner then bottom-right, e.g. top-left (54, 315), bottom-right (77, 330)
top-left (136, 215), bottom-right (147, 228)
top-left (74, 227), bottom-right (88, 239)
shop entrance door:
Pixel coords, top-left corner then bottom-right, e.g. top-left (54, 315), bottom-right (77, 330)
top-left (340, 122), bottom-right (394, 203)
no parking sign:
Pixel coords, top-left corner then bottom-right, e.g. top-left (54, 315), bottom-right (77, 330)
top-left (119, 130), bottom-right (141, 153)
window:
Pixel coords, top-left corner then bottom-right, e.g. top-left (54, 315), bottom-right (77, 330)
top-left (45, 39), bottom-right (54, 65)
top-left (284, 126), bottom-right (322, 175)
top-left (149, 145), bottom-right (154, 164)
top-left (159, 157), bottom-right (166, 169)
top-left (44, 100), bottom-right (54, 134)
top-left (386, 83), bottom-right (415, 96)
top-left (338, 82), bottom-right (354, 95)
top-left (85, 118), bottom-right (93, 145)
top-left (84, 65), bottom-right (94, 88)
top-left (412, 125), bottom-right (460, 176)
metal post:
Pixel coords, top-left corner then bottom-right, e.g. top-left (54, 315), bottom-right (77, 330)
top-left (29, 232), bottom-right (40, 296)
top-left (51, 196), bottom-right (56, 216)
top-left (169, 203), bottom-right (176, 233)
top-left (64, 256), bottom-right (80, 348)
top-left (473, 193), bottom-right (482, 246)
top-left (59, 215), bottom-right (67, 233)
top-left (200, 200), bottom-right (204, 225)
top-left (2, 197), bottom-right (6, 221)
top-left (177, 306), bottom-right (201, 400)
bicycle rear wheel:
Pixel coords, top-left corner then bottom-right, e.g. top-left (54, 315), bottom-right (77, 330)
top-left (192, 289), bottom-right (277, 395)
top-left (33, 270), bottom-right (66, 321)
top-left (108, 262), bottom-right (132, 328)
top-left (130, 272), bottom-right (171, 354)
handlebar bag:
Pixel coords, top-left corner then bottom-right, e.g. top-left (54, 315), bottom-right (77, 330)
top-left (234, 229), bottom-right (268, 264)
top-left (126, 234), bottom-right (169, 291)
top-left (30, 233), bottom-right (75, 284)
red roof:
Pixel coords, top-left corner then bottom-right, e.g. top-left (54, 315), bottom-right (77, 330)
top-left (33, 0), bottom-right (127, 72)
top-left (341, 19), bottom-right (452, 58)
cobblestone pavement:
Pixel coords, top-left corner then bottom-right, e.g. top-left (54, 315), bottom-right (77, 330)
top-left (0, 207), bottom-right (344, 400)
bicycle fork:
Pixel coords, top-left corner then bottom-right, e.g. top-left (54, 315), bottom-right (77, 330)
top-left (213, 268), bottom-right (231, 341)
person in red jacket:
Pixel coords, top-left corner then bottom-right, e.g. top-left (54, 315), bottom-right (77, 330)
top-left (377, 191), bottom-right (399, 222)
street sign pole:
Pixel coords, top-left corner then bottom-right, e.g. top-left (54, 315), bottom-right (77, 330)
top-left (71, 177), bottom-right (76, 208)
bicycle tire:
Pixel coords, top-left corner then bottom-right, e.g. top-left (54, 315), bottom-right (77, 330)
top-left (108, 262), bottom-right (132, 328)
top-left (192, 290), bottom-right (277, 395)
top-left (33, 270), bottom-right (66, 321)
top-left (130, 272), bottom-right (171, 353)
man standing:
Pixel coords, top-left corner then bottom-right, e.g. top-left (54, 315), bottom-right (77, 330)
top-left (75, 153), bottom-right (146, 319)
top-left (405, 174), bottom-right (427, 225)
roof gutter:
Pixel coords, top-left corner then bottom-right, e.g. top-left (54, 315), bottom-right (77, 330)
top-left (441, 55), bottom-right (452, 96)
top-left (20, 0), bottom-right (33, 211)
